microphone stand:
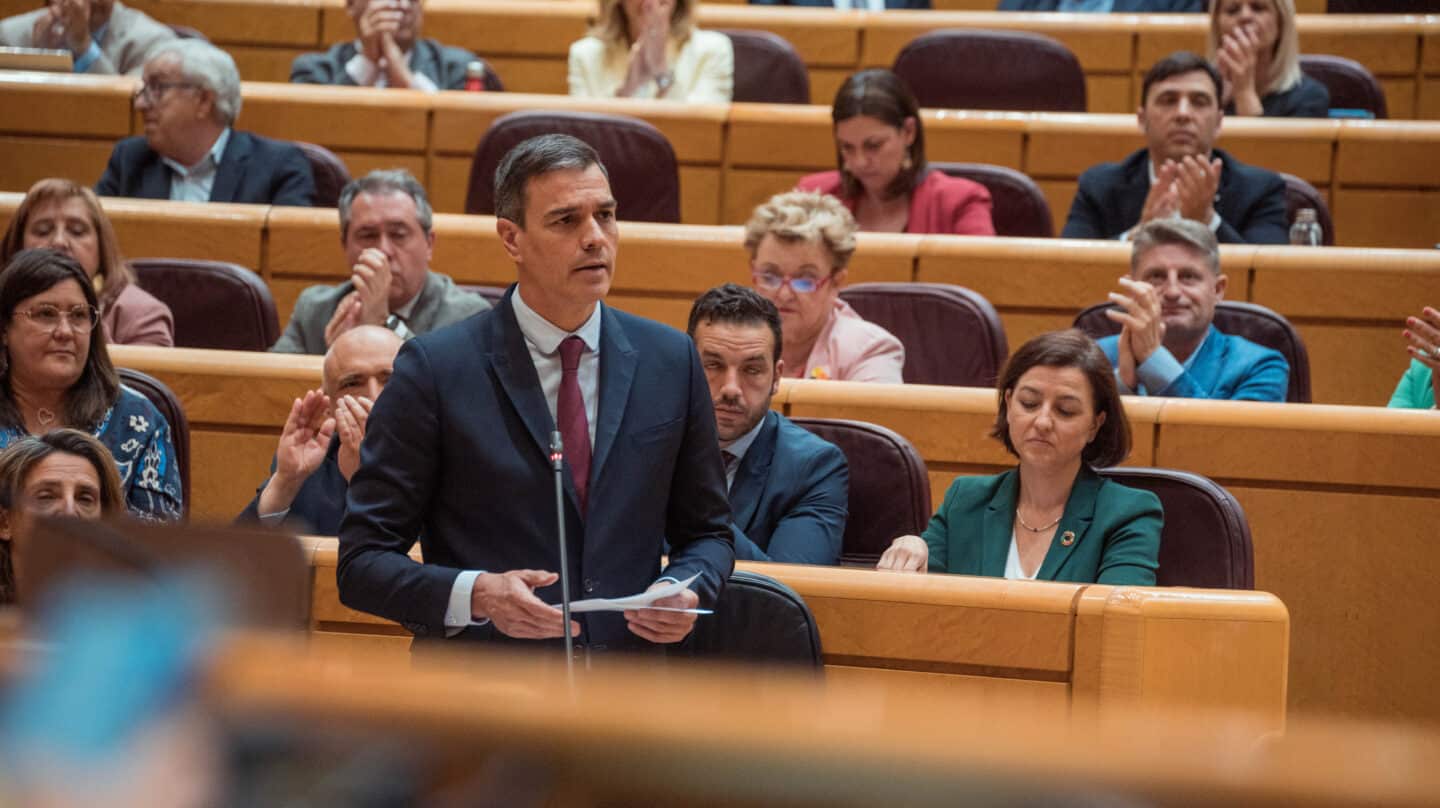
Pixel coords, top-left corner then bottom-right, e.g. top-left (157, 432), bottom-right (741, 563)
top-left (549, 430), bottom-right (576, 683)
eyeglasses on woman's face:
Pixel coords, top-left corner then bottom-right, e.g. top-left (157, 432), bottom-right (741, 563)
top-left (751, 270), bottom-right (833, 295)
top-left (17, 303), bottom-right (99, 333)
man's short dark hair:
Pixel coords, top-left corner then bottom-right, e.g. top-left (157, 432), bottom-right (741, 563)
top-left (493, 134), bottom-right (607, 227)
top-left (338, 169), bottom-right (433, 240)
top-left (686, 283), bottom-right (783, 365)
top-left (1141, 51), bottom-right (1223, 107)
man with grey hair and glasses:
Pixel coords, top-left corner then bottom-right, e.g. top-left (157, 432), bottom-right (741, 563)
top-left (96, 40), bottom-right (315, 206)
top-left (271, 169), bottom-right (490, 355)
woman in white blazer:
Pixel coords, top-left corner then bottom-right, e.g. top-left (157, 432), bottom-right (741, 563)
top-left (568, 0), bottom-right (733, 104)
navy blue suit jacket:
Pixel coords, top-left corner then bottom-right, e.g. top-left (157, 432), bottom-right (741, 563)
top-left (1061, 148), bottom-right (1289, 244)
top-left (998, 0), bottom-right (1202, 10)
top-left (95, 130), bottom-right (316, 206)
top-left (750, 0), bottom-right (931, 7)
top-left (730, 411), bottom-right (848, 565)
top-left (236, 438), bottom-right (348, 536)
top-left (337, 290), bottom-right (736, 647)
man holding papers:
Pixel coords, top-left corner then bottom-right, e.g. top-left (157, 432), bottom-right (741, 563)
top-left (337, 134), bottom-right (735, 651)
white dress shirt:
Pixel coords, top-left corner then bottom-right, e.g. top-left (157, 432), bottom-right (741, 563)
top-left (444, 290), bottom-right (604, 629)
top-left (162, 127), bottom-right (230, 203)
top-left (832, 0), bottom-right (886, 9)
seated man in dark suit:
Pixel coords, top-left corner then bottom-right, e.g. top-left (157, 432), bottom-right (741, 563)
top-left (238, 325), bottom-right (403, 534)
top-left (1100, 218), bottom-right (1288, 401)
top-left (270, 169), bottom-right (490, 355)
top-left (687, 284), bottom-right (848, 565)
top-left (95, 40), bottom-right (315, 206)
top-left (998, 0), bottom-right (1202, 10)
top-left (749, 0), bottom-right (930, 8)
top-left (1062, 51), bottom-right (1289, 245)
top-left (290, 0), bottom-right (499, 91)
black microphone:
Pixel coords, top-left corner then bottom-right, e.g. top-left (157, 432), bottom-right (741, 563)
top-left (549, 430), bottom-right (576, 677)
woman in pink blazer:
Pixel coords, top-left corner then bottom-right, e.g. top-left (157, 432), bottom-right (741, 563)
top-left (797, 69), bottom-right (995, 236)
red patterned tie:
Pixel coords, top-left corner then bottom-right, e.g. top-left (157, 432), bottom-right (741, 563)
top-left (558, 335), bottom-right (591, 513)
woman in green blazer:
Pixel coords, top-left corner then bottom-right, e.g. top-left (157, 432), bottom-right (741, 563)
top-left (878, 330), bottom-right (1162, 585)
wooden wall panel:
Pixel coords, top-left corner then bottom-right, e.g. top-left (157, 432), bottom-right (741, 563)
top-left (1232, 486), bottom-right (1440, 720)
top-left (1329, 189), bottom-right (1440, 249)
top-left (0, 137), bottom-right (115, 192)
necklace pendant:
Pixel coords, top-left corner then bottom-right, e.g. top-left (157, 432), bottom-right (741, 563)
top-left (36, 407), bottom-right (55, 427)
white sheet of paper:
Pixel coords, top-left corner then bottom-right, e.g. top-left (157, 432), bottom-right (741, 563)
top-left (554, 573), bottom-right (711, 614)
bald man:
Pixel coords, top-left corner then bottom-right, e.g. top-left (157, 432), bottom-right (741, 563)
top-left (239, 325), bottom-right (403, 534)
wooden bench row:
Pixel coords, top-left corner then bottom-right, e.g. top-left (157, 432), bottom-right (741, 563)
top-left (2, 0), bottom-right (1429, 117)
top-left (108, 344), bottom-right (1440, 724)
top-left (3, 195), bottom-right (1433, 405)
top-left (3, 71), bottom-right (1437, 247)
top-left (299, 536), bottom-right (1292, 729)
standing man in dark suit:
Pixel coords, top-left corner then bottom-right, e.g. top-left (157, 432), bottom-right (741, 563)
top-left (289, 0), bottom-right (500, 91)
top-left (95, 41), bottom-right (315, 207)
top-left (1061, 51), bottom-right (1289, 245)
top-left (688, 284), bottom-right (848, 565)
top-left (270, 169), bottom-right (490, 355)
top-left (338, 134), bottom-right (735, 649)
top-left (749, 0), bottom-right (930, 7)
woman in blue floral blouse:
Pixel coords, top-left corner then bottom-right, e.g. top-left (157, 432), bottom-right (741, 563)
top-left (0, 249), bottom-right (182, 520)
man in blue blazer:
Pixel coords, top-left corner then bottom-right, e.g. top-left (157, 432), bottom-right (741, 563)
top-left (238, 326), bottom-right (403, 535)
top-left (338, 135), bottom-right (735, 650)
top-left (1062, 52), bottom-right (1288, 245)
top-left (750, 0), bottom-right (931, 8)
top-left (687, 285), bottom-right (848, 565)
top-left (95, 41), bottom-right (315, 207)
top-left (1099, 218), bottom-right (1289, 402)
top-left (998, 0), bottom-right (1202, 11)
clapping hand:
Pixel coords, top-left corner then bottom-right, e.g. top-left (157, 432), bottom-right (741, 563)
top-left (1216, 24), bottom-right (1263, 115)
top-left (1404, 305), bottom-right (1440, 404)
top-left (1105, 276), bottom-right (1166, 391)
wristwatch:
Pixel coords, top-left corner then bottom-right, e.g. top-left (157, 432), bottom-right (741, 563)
top-left (654, 70), bottom-right (675, 97)
top-left (384, 313), bottom-right (414, 341)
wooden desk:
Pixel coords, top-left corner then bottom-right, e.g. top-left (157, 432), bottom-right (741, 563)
top-left (203, 631), bottom-right (1440, 807)
top-left (299, 535), bottom-right (1291, 730)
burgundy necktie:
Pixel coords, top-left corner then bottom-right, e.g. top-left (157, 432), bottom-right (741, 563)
top-left (558, 335), bottom-right (591, 513)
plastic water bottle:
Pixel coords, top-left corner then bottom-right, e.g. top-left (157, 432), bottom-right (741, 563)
top-left (1289, 208), bottom-right (1322, 246)
top-left (464, 61), bottom-right (487, 92)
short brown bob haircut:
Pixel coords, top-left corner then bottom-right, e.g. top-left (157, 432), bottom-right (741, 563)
top-left (990, 329), bottom-right (1131, 469)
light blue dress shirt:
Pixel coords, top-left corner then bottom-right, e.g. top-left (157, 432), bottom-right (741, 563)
top-left (161, 127), bottom-right (231, 203)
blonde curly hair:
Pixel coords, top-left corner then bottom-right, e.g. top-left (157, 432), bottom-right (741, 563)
top-left (743, 191), bottom-right (858, 272)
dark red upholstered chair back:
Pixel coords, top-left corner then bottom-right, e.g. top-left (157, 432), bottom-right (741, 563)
top-left (130, 259), bottom-right (280, 351)
top-left (892, 29), bottom-right (1086, 112)
top-left (931, 162), bottom-right (1054, 237)
top-left (1072, 300), bottom-right (1312, 403)
top-left (117, 367), bottom-right (190, 516)
top-left (293, 141), bottom-right (352, 208)
top-left (717, 29), bottom-right (810, 104)
top-left (1279, 172), bottom-right (1335, 245)
top-left (789, 417), bottom-right (930, 567)
top-left (839, 282), bottom-right (1008, 387)
top-left (1299, 54), bottom-right (1387, 118)
top-left (466, 111), bottom-right (681, 223)
top-left (1096, 467), bottom-right (1253, 589)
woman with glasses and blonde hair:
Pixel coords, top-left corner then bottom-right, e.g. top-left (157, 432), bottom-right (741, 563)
top-left (744, 190), bottom-right (904, 384)
top-left (0, 428), bottom-right (126, 606)
top-left (0, 249), bottom-right (181, 522)
top-left (1, 178), bottom-right (174, 346)
top-left (567, 0), bottom-right (732, 104)
top-left (1208, 0), bottom-right (1328, 118)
